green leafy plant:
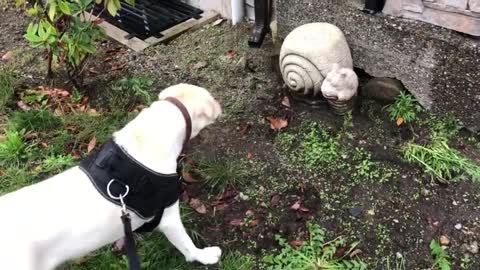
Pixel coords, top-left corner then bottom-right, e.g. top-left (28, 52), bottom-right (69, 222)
top-left (262, 222), bottom-right (367, 270)
top-left (197, 158), bottom-right (248, 193)
top-left (220, 251), bottom-right (255, 270)
top-left (430, 240), bottom-right (451, 270)
top-left (18, 0), bottom-right (131, 87)
top-left (388, 92), bottom-right (420, 125)
top-left (107, 77), bottom-right (154, 112)
top-left (0, 67), bottom-right (16, 109)
top-left (402, 135), bottom-right (480, 182)
top-left (0, 129), bottom-right (30, 165)
top-left (298, 124), bottom-right (341, 169)
top-left (41, 154), bottom-right (76, 174)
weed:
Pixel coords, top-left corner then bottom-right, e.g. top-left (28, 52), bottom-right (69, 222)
top-left (69, 89), bottom-right (84, 104)
top-left (298, 124), bottom-right (341, 170)
top-left (402, 136), bottom-right (480, 182)
top-left (376, 255), bottom-right (406, 270)
top-left (107, 77), bottom-right (154, 112)
top-left (338, 112), bottom-right (354, 140)
top-left (41, 154), bottom-right (76, 174)
top-left (0, 67), bottom-right (16, 109)
top-left (460, 254), bottom-right (472, 270)
top-left (274, 132), bottom-right (295, 152)
top-left (429, 115), bottom-right (462, 140)
top-left (0, 129), bottom-right (30, 165)
top-left (197, 158), bottom-right (248, 193)
top-left (262, 222), bottom-right (367, 270)
top-left (430, 240), bottom-right (451, 270)
top-left (8, 110), bottom-right (62, 133)
top-left (0, 166), bottom-right (36, 195)
top-left (388, 92), bottom-right (420, 124)
top-left (220, 251), bottom-right (255, 270)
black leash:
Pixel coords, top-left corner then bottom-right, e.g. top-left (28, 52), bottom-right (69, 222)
top-left (107, 180), bottom-right (142, 270)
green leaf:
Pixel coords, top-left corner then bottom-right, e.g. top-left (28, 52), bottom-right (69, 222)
top-left (48, 1), bottom-right (57, 21)
top-left (58, 0), bottom-right (71, 15)
top-left (106, 0), bottom-right (119, 16)
top-left (26, 4), bottom-right (39, 16)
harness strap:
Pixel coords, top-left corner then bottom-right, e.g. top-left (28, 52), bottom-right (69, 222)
top-left (121, 212), bottom-right (142, 270)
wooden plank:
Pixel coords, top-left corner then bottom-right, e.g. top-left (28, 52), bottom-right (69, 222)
top-left (144, 10), bottom-right (220, 45)
top-left (83, 13), bottom-right (149, 52)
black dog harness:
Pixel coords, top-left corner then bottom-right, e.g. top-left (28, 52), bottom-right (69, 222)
top-left (79, 97), bottom-right (192, 270)
top-left (79, 139), bottom-right (182, 231)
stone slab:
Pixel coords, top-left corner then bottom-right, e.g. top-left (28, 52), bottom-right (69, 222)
top-left (470, 0), bottom-right (480, 12)
top-left (276, 0), bottom-right (480, 132)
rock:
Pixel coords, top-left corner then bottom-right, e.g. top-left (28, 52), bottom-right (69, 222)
top-left (362, 77), bottom-right (404, 104)
top-left (348, 207), bottom-right (362, 217)
top-left (468, 241), bottom-right (479, 254)
top-left (1, 51), bottom-right (13, 61)
top-left (440, 235), bottom-right (450, 246)
top-left (455, 223), bottom-right (463, 230)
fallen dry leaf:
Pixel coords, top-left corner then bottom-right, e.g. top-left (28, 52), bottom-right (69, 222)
top-left (250, 219), bottom-right (260, 227)
top-left (189, 198), bottom-right (207, 214)
top-left (229, 218), bottom-right (243, 226)
top-left (246, 152), bottom-right (253, 160)
top-left (226, 50), bottom-right (237, 59)
top-left (71, 150), bottom-right (82, 160)
top-left (281, 96), bottom-right (291, 108)
top-left (1, 51), bottom-right (13, 61)
top-left (245, 210), bottom-right (255, 217)
top-left (214, 203), bottom-right (228, 211)
top-left (17, 101), bottom-right (32, 111)
top-left (238, 122), bottom-right (251, 135)
top-left (104, 56), bottom-right (113, 62)
top-left (212, 18), bottom-right (225, 26)
top-left (192, 61), bottom-right (208, 70)
top-left (290, 240), bottom-right (304, 248)
top-left (349, 249), bottom-right (362, 258)
top-left (299, 206), bottom-right (310, 213)
top-left (181, 170), bottom-right (201, 183)
top-left (271, 194), bottom-right (281, 207)
top-left (41, 142), bottom-right (49, 148)
top-left (87, 136), bottom-right (97, 154)
top-left (290, 201), bottom-right (301, 211)
top-left (23, 132), bottom-right (38, 140)
top-left (266, 116), bottom-right (288, 131)
top-left (111, 63), bottom-right (127, 71)
top-left (88, 67), bottom-right (99, 74)
top-left (396, 117), bottom-right (404, 126)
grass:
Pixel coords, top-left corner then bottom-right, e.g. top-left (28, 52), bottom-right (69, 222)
top-left (0, 166), bottom-right (36, 196)
top-left (402, 135), bottom-right (480, 182)
top-left (262, 222), bottom-right (367, 270)
top-left (197, 158), bottom-right (249, 193)
top-left (0, 129), bottom-right (30, 166)
top-left (8, 110), bottom-right (62, 133)
top-left (0, 66), bottom-right (16, 109)
top-left (220, 251), bottom-right (255, 270)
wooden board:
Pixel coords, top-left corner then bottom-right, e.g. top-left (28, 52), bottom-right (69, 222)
top-left (84, 10), bottom-right (220, 52)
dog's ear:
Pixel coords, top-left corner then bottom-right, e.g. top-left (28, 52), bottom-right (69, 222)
top-left (199, 98), bottom-right (222, 121)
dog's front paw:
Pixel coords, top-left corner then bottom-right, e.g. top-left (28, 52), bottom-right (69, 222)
top-left (192, 246), bottom-right (222, 265)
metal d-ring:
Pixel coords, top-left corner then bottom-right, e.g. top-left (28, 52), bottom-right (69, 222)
top-left (107, 179), bottom-right (130, 213)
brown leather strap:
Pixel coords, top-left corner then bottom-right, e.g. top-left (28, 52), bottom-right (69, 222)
top-left (164, 97), bottom-right (192, 147)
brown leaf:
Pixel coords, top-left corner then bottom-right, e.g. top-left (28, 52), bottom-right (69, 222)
top-left (88, 67), bottom-right (99, 74)
top-left (245, 210), bottom-right (255, 217)
top-left (41, 142), bottom-right (49, 148)
top-left (290, 201), bottom-right (301, 210)
top-left (87, 136), bottom-right (97, 153)
top-left (214, 203), bottom-right (228, 211)
top-left (281, 96), bottom-right (291, 108)
top-left (71, 150), bottom-right (82, 160)
top-left (229, 218), bottom-right (243, 226)
top-left (226, 50), bottom-right (237, 59)
top-left (217, 188), bottom-right (239, 201)
top-left (250, 219), bottom-right (260, 227)
top-left (300, 207), bottom-right (310, 213)
top-left (23, 132), bottom-right (38, 140)
top-left (290, 240), bottom-right (304, 248)
top-left (180, 191), bottom-right (190, 202)
top-left (238, 122), bottom-right (251, 135)
top-left (181, 170), bottom-right (201, 183)
top-left (111, 63), bottom-right (127, 71)
top-left (189, 198), bottom-right (207, 214)
top-left (334, 246), bottom-right (348, 258)
top-left (192, 61), bottom-right (208, 70)
top-left (266, 116), bottom-right (288, 131)
top-left (349, 249), bottom-right (362, 258)
top-left (17, 101), bottom-right (32, 111)
top-left (1, 51), bottom-right (13, 61)
top-left (104, 56), bottom-right (113, 62)
top-left (271, 194), bottom-right (281, 207)
top-left (92, 18), bottom-right (104, 26)
top-left (396, 117), bottom-right (404, 126)
top-left (246, 152), bottom-right (253, 160)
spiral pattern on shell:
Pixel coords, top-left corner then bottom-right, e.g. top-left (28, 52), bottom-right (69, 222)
top-left (280, 53), bottom-right (323, 96)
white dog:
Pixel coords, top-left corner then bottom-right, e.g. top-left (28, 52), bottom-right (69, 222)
top-left (0, 84), bottom-right (222, 270)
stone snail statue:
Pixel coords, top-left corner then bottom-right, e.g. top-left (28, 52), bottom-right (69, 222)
top-left (279, 22), bottom-right (358, 114)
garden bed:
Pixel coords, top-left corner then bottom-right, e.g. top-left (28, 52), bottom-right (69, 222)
top-left (1, 6), bottom-right (480, 270)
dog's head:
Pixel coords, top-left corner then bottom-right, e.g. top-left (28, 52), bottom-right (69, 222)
top-left (158, 84), bottom-right (222, 138)
top-left (321, 64), bottom-right (358, 102)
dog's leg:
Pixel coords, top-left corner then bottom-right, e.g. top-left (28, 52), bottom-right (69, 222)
top-left (158, 201), bottom-right (222, 265)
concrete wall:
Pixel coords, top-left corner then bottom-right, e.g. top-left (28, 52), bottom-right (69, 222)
top-left (276, 0), bottom-right (480, 132)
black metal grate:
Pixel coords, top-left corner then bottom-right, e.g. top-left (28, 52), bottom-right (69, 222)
top-left (93, 0), bottom-right (203, 40)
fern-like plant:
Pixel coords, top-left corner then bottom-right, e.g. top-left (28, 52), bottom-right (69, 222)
top-left (262, 222), bottom-right (367, 270)
top-left (430, 240), bottom-right (451, 270)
